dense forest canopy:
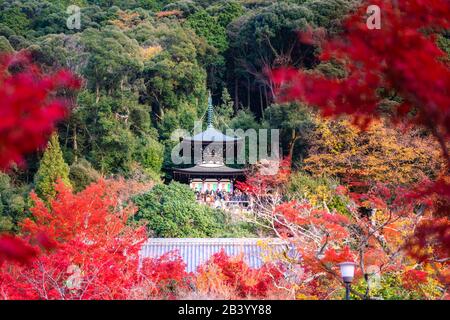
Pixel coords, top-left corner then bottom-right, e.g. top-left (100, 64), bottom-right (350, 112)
top-left (0, 0), bottom-right (449, 300)
top-left (0, 0), bottom-right (447, 227)
top-left (0, 0), bottom-right (361, 179)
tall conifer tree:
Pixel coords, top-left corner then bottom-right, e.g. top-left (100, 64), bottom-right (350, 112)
top-left (34, 133), bottom-right (71, 199)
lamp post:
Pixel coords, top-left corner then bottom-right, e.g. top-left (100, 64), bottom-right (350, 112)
top-left (338, 262), bottom-right (356, 300)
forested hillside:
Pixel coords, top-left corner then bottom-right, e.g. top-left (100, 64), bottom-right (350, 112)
top-left (0, 0), bottom-right (446, 229)
top-left (0, 0), bottom-right (365, 229)
top-left (0, 0), bottom-right (448, 300)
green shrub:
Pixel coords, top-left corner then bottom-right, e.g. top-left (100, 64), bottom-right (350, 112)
top-left (287, 171), bottom-right (350, 215)
top-left (69, 159), bottom-right (101, 192)
top-left (350, 272), bottom-right (441, 300)
top-left (0, 35), bottom-right (14, 53)
top-left (135, 137), bottom-right (164, 174)
top-left (0, 172), bottom-right (29, 232)
top-left (133, 181), bottom-right (258, 237)
top-left (133, 182), bottom-right (221, 237)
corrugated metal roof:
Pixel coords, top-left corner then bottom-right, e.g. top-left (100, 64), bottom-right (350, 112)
top-left (139, 238), bottom-right (289, 273)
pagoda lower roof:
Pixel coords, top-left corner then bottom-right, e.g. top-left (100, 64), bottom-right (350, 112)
top-left (173, 164), bottom-right (245, 176)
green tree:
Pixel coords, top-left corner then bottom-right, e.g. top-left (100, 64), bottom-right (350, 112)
top-left (69, 158), bottom-right (101, 193)
top-left (34, 133), bottom-right (72, 200)
top-left (213, 87), bottom-right (234, 130)
top-left (81, 26), bottom-right (144, 101)
top-left (287, 170), bottom-right (350, 214)
top-left (28, 33), bottom-right (85, 73)
top-left (63, 91), bottom-right (164, 177)
top-left (0, 24), bottom-right (15, 38)
top-left (0, 36), bottom-right (13, 53)
top-left (207, 0), bottom-right (245, 28)
top-left (304, 0), bottom-right (357, 31)
top-left (263, 103), bottom-right (314, 161)
top-left (187, 9), bottom-right (228, 52)
top-left (229, 108), bottom-right (260, 131)
top-left (162, 0), bottom-right (200, 17)
top-left (228, 108), bottom-right (262, 166)
top-left (0, 172), bottom-right (29, 232)
top-left (226, 1), bottom-right (356, 114)
top-left (0, 6), bottom-right (30, 36)
top-left (437, 32), bottom-right (450, 56)
top-left (135, 137), bottom-right (164, 175)
top-left (130, 22), bottom-right (210, 139)
top-left (350, 272), bottom-right (441, 300)
top-left (226, 2), bottom-right (316, 114)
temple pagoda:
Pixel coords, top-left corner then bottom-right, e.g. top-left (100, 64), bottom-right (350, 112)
top-left (172, 94), bottom-right (245, 193)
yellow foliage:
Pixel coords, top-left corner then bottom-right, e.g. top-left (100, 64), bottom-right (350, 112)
top-left (257, 239), bottom-right (287, 263)
top-left (140, 45), bottom-right (163, 61)
top-left (296, 292), bottom-right (319, 300)
top-left (304, 117), bottom-right (445, 185)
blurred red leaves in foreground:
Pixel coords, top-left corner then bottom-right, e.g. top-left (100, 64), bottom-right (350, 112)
top-left (0, 52), bottom-right (81, 170)
top-left (272, 0), bottom-right (449, 140)
top-left (0, 235), bottom-right (37, 266)
top-left (0, 52), bottom-right (80, 267)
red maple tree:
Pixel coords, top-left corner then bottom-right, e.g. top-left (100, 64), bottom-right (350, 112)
top-left (196, 250), bottom-right (286, 299)
top-left (270, 0), bottom-right (450, 289)
top-left (0, 180), bottom-right (149, 299)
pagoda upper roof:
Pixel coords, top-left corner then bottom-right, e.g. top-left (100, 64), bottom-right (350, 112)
top-left (183, 125), bottom-right (242, 143)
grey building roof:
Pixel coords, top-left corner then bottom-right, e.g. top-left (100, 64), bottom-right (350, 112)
top-left (139, 238), bottom-right (290, 273)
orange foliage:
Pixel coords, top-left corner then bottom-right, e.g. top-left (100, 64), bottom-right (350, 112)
top-left (110, 11), bottom-right (143, 30)
top-left (304, 117), bottom-right (444, 185)
top-left (194, 251), bottom-right (290, 299)
top-left (156, 10), bottom-right (182, 18)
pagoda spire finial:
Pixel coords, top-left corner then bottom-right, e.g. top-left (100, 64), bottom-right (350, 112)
top-left (207, 91), bottom-right (213, 128)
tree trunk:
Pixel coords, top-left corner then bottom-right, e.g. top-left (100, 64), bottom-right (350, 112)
top-left (247, 77), bottom-right (251, 108)
top-left (95, 84), bottom-right (100, 104)
top-left (287, 129), bottom-right (300, 160)
top-left (73, 124), bottom-right (78, 163)
top-left (259, 86), bottom-right (264, 119)
top-left (234, 78), bottom-right (239, 111)
top-left (264, 85), bottom-right (269, 107)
